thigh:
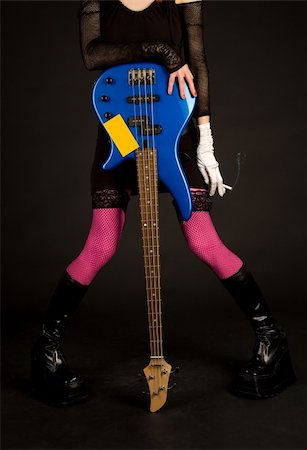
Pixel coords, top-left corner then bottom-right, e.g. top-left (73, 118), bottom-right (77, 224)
top-left (178, 123), bottom-right (209, 190)
top-left (92, 121), bottom-right (209, 203)
top-left (91, 122), bottom-right (139, 196)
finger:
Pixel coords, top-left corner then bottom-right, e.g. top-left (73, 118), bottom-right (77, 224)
top-left (185, 64), bottom-right (194, 79)
top-left (168, 75), bottom-right (175, 95)
top-left (198, 164), bottom-right (210, 186)
top-left (187, 67), bottom-right (193, 78)
top-left (216, 171), bottom-right (226, 197)
top-left (187, 76), bottom-right (197, 97)
top-left (209, 184), bottom-right (217, 197)
top-left (217, 182), bottom-right (226, 197)
top-left (208, 174), bottom-right (217, 196)
top-left (178, 77), bottom-right (186, 99)
top-left (185, 66), bottom-right (197, 95)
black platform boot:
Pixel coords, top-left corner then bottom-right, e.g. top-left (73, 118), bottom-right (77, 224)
top-left (30, 271), bottom-right (90, 406)
top-left (220, 264), bottom-right (296, 399)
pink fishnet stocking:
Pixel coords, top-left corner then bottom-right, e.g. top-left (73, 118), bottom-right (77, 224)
top-left (181, 189), bottom-right (243, 279)
top-left (66, 208), bottom-right (125, 285)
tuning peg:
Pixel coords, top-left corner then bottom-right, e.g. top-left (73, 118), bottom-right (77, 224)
top-left (142, 390), bottom-right (150, 396)
top-left (167, 383), bottom-right (177, 390)
top-left (171, 366), bottom-right (180, 374)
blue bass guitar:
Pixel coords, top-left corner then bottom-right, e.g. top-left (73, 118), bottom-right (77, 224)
top-left (92, 62), bottom-right (195, 221)
top-left (92, 62), bottom-right (196, 412)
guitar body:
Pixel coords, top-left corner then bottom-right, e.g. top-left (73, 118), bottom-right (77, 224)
top-left (92, 62), bottom-right (196, 221)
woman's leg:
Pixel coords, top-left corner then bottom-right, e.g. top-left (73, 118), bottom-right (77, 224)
top-left (30, 189), bottom-right (130, 406)
top-left (66, 207), bottom-right (125, 285)
top-left (179, 189), bottom-right (243, 279)
top-left (178, 188), bottom-right (296, 398)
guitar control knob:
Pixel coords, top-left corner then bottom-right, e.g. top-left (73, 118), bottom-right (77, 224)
top-left (104, 112), bottom-right (112, 119)
top-left (105, 77), bottom-right (113, 84)
top-left (100, 95), bottom-right (109, 102)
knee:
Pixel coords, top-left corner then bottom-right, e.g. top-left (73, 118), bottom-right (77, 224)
top-left (181, 211), bottom-right (223, 258)
top-left (184, 231), bottom-right (243, 278)
top-left (82, 236), bottom-right (120, 268)
top-left (186, 234), bottom-right (223, 262)
top-left (180, 211), bottom-right (243, 278)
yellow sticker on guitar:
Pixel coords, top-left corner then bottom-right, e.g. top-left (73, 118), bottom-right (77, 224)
top-left (103, 114), bottom-right (139, 157)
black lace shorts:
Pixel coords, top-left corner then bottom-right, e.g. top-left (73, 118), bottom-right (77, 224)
top-left (91, 121), bottom-right (213, 214)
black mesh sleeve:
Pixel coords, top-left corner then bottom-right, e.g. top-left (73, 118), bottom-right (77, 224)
top-left (178, 0), bottom-right (210, 117)
top-left (79, 0), bottom-right (185, 73)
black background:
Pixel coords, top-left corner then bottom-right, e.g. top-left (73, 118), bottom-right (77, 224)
top-left (2, 1), bottom-right (306, 449)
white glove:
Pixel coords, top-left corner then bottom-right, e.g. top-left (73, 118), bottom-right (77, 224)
top-left (196, 122), bottom-right (226, 197)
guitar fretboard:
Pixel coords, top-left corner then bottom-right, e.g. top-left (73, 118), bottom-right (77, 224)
top-left (136, 148), bottom-right (163, 359)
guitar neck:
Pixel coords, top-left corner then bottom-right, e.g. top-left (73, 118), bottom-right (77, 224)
top-left (136, 147), bottom-right (163, 360)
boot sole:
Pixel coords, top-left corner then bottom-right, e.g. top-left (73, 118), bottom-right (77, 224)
top-left (30, 381), bottom-right (90, 407)
top-left (30, 357), bottom-right (90, 407)
top-left (232, 349), bottom-right (297, 399)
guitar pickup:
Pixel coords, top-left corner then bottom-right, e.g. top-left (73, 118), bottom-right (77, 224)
top-left (127, 94), bottom-right (160, 104)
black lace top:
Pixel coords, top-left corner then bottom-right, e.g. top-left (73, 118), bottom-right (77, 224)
top-left (79, 0), bottom-right (210, 117)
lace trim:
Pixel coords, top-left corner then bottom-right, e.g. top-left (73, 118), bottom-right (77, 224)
top-left (92, 189), bottom-right (130, 210)
top-left (79, 0), bottom-right (100, 16)
top-left (172, 188), bottom-right (212, 220)
top-left (191, 189), bottom-right (213, 212)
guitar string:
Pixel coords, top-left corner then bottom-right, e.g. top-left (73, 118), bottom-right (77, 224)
top-left (148, 70), bottom-right (161, 361)
top-left (128, 72), bottom-right (156, 360)
top-left (137, 69), bottom-right (156, 360)
top-left (138, 70), bottom-right (155, 354)
top-left (148, 147), bottom-right (159, 396)
top-left (147, 69), bottom-right (160, 365)
top-left (140, 71), bottom-right (156, 359)
top-left (149, 69), bottom-right (156, 150)
top-left (134, 70), bottom-right (153, 357)
top-left (143, 69), bottom-right (159, 365)
top-left (149, 70), bottom-right (163, 367)
top-left (143, 68), bottom-right (160, 395)
top-left (131, 73), bottom-right (139, 153)
top-left (140, 70), bottom-right (155, 359)
top-left (149, 72), bottom-right (162, 362)
top-left (147, 70), bottom-right (162, 395)
top-left (150, 72), bottom-right (163, 361)
top-left (145, 71), bottom-right (158, 363)
top-left (150, 73), bottom-right (163, 362)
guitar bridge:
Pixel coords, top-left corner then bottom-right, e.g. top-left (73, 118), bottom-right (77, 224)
top-left (129, 68), bottom-right (156, 86)
top-left (128, 117), bottom-right (162, 135)
top-left (128, 116), bottom-right (148, 127)
top-left (142, 125), bottom-right (162, 135)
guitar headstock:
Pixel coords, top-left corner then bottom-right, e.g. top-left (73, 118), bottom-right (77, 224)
top-left (143, 358), bottom-right (172, 412)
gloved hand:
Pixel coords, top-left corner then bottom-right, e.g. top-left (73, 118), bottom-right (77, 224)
top-left (197, 122), bottom-right (226, 197)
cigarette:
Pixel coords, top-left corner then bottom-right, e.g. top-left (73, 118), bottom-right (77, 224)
top-left (223, 184), bottom-right (233, 191)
